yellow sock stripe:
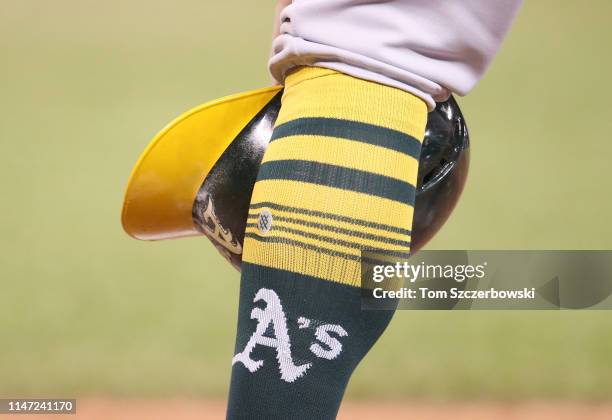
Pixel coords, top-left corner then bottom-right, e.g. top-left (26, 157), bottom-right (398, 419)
top-left (245, 225), bottom-right (360, 258)
top-left (243, 236), bottom-right (362, 285)
top-left (261, 135), bottom-right (419, 186)
top-left (250, 179), bottom-right (414, 231)
top-left (280, 67), bottom-right (427, 141)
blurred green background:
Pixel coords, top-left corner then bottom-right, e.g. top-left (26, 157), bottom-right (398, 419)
top-left (1, 0), bottom-right (611, 400)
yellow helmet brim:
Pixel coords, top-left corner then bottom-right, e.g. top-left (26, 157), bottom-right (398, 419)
top-left (121, 86), bottom-right (282, 240)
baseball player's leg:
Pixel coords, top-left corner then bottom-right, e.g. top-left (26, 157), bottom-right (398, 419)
top-left (227, 67), bottom-right (427, 419)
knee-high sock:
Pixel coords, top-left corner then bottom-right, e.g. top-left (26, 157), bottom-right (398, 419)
top-left (227, 67), bottom-right (427, 420)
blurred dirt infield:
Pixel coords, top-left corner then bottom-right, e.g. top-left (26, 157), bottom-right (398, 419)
top-left (3, 400), bottom-right (612, 420)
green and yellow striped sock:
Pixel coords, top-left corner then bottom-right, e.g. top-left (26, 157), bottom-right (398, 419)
top-left (227, 67), bottom-right (427, 420)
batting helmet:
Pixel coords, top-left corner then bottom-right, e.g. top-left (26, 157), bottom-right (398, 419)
top-left (122, 86), bottom-right (469, 270)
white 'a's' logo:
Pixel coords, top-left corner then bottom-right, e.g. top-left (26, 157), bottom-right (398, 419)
top-left (232, 288), bottom-right (348, 383)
